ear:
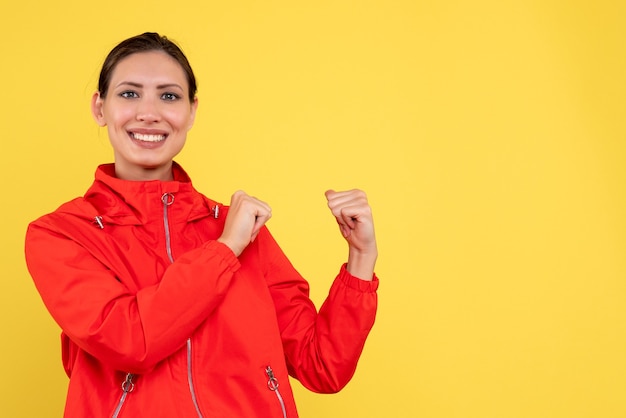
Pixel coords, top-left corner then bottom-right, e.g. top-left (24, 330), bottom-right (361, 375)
top-left (91, 92), bottom-right (107, 127)
top-left (186, 96), bottom-right (199, 131)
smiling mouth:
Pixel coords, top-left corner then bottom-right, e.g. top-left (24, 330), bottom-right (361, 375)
top-left (130, 132), bottom-right (167, 142)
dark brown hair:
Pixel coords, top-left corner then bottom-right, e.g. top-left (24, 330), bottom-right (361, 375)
top-left (98, 32), bottom-right (197, 102)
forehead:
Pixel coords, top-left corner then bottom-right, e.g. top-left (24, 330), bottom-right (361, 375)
top-left (110, 51), bottom-right (188, 86)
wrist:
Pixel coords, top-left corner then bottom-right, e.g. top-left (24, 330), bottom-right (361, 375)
top-left (217, 237), bottom-right (242, 257)
top-left (346, 247), bottom-right (378, 281)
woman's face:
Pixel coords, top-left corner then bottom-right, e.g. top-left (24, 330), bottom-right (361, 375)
top-left (91, 51), bottom-right (198, 181)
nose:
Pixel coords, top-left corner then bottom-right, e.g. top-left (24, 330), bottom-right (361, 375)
top-left (135, 97), bottom-right (161, 123)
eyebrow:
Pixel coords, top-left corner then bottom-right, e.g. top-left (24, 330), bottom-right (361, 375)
top-left (115, 81), bottom-right (184, 91)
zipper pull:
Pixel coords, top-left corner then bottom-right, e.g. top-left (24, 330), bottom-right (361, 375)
top-left (265, 366), bottom-right (279, 391)
top-left (161, 193), bottom-right (175, 206)
top-left (212, 205), bottom-right (220, 219)
top-left (121, 373), bottom-right (135, 393)
top-left (94, 216), bottom-right (104, 229)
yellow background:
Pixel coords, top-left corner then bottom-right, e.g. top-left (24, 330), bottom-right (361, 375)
top-left (1, 1), bottom-right (625, 417)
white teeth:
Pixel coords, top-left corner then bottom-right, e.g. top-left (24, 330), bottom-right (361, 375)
top-left (132, 133), bottom-right (166, 142)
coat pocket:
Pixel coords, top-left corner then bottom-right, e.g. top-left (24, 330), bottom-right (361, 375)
top-left (265, 365), bottom-right (287, 418)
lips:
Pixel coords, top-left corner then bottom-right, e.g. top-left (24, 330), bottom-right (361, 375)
top-left (130, 132), bottom-right (167, 142)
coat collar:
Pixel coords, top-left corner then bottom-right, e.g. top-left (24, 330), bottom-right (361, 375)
top-left (84, 162), bottom-right (216, 225)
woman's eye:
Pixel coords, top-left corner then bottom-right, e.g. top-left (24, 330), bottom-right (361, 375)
top-left (120, 91), bottom-right (139, 99)
top-left (161, 92), bottom-right (180, 101)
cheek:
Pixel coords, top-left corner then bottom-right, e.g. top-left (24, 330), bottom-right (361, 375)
top-left (104, 106), bottom-right (134, 129)
top-left (165, 109), bottom-right (194, 131)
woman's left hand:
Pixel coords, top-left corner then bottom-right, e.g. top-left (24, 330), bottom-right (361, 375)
top-left (325, 189), bottom-right (378, 280)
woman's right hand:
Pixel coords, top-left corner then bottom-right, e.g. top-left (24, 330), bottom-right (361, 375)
top-left (217, 190), bottom-right (272, 257)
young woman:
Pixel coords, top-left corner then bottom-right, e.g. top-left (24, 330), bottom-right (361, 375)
top-left (25, 32), bottom-right (378, 418)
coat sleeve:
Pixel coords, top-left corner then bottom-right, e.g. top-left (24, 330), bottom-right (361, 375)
top-left (258, 227), bottom-right (379, 393)
top-left (25, 217), bottom-right (241, 374)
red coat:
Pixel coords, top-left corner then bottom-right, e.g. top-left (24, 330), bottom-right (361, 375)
top-left (25, 163), bottom-right (378, 418)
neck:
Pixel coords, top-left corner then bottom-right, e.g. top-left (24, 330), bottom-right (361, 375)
top-left (114, 162), bottom-right (174, 181)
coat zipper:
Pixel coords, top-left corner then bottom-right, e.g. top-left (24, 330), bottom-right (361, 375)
top-left (187, 339), bottom-right (204, 417)
top-left (111, 373), bottom-right (135, 418)
top-left (162, 193), bottom-right (175, 264)
top-left (162, 193), bottom-right (205, 418)
top-left (266, 366), bottom-right (288, 418)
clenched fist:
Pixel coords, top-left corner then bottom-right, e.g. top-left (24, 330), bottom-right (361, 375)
top-left (218, 190), bottom-right (272, 257)
top-left (325, 189), bottom-right (378, 281)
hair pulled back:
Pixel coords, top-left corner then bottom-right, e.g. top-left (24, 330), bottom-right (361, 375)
top-left (98, 32), bottom-right (197, 102)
